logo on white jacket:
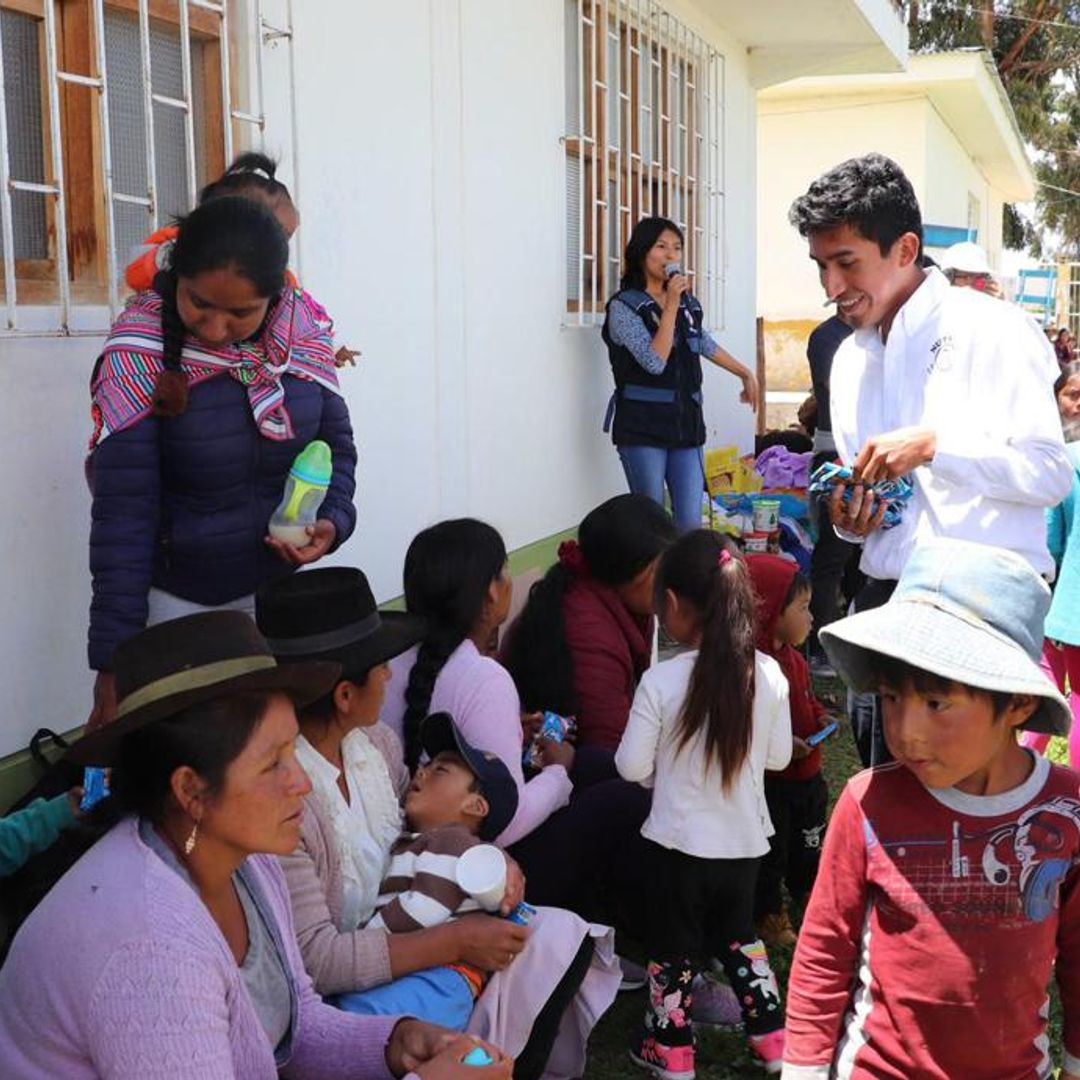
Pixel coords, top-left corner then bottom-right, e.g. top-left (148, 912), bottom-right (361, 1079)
top-left (926, 334), bottom-right (955, 375)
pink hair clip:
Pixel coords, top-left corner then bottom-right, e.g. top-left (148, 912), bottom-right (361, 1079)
top-left (718, 548), bottom-right (733, 567)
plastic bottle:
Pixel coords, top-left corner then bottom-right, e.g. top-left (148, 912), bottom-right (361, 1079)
top-left (269, 440), bottom-right (332, 545)
top-left (462, 1046), bottom-right (494, 1067)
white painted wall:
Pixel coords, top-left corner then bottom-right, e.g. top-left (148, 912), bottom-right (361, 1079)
top-left (758, 93), bottom-right (926, 320)
top-left (758, 92), bottom-right (1010, 321)
top-left (0, 0), bottom-right (757, 758)
top-left (0, 336), bottom-right (99, 755)
top-left (920, 103), bottom-right (1004, 268)
top-left (284, 0), bottom-right (758, 603)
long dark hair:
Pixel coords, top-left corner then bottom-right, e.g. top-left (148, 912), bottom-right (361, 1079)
top-left (151, 195), bottom-right (289, 417)
top-left (503, 495), bottom-right (676, 713)
top-left (110, 691), bottom-right (270, 824)
top-left (658, 530), bottom-right (757, 787)
top-left (619, 216), bottom-right (683, 291)
top-left (401, 519), bottom-right (508, 771)
top-left (200, 151), bottom-right (294, 208)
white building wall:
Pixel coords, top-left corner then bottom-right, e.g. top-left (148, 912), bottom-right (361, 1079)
top-left (0, 337), bottom-right (98, 757)
top-left (0, 0), bottom-right (757, 759)
top-left (757, 94), bottom-right (927, 320)
top-left (283, 0), bottom-right (757, 602)
top-left (758, 91), bottom-right (1015, 322)
top-left (920, 103), bottom-right (1003, 268)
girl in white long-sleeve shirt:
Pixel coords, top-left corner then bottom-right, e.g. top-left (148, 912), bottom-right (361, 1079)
top-left (616, 531), bottom-right (792, 1080)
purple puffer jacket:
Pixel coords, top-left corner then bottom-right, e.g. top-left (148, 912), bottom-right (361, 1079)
top-left (87, 373), bottom-right (357, 670)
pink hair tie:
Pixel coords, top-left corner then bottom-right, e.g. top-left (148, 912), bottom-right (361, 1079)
top-left (718, 548), bottom-right (733, 567)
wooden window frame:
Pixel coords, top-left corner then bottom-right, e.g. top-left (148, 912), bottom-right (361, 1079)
top-left (0, 0), bottom-right (231, 305)
top-left (566, 0), bottom-right (707, 317)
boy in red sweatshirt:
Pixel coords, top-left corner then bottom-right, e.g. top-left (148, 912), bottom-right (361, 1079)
top-left (747, 554), bottom-right (834, 948)
top-left (783, 539), bottom-right (1080, 1079)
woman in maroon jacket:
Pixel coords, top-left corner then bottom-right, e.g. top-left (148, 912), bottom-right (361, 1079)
top-left (501, 494), bottom-right (676, 751)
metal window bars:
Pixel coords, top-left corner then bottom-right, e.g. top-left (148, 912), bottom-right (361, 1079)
top-left (564, 0), bottom-right (723, 328)
top-left (0, 0), bottom-right (295, 336)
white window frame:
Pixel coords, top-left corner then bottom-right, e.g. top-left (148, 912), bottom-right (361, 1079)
top-left (0, 0), bottom-right (296, 336)
top-left (562, 0), bottom-right (724, 328)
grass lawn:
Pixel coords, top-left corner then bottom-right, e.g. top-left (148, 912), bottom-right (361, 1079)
top-left (581, 686), bottom-right (1071, 1078)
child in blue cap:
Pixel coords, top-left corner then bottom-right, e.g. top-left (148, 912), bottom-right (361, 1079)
top-left (782, 538), bottom-right (1080, 1080)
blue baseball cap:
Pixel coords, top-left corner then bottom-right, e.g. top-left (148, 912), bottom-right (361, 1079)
top-left (420, 712), bottom-right (519, 841)
top-left (821, 539), bottom-right (1070, 736)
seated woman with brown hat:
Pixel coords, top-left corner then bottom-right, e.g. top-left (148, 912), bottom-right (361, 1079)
top-left (257, 569), bottom-right (620, 1080)
top-left (0, 611), bottom-right (510, 1080)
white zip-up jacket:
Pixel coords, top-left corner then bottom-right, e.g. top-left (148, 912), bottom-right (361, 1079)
top-left (831, 268), bottom-right (1071, 581)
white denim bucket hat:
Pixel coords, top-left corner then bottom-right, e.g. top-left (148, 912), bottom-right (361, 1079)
top-left (820, 539), bottom-right (1070, 736)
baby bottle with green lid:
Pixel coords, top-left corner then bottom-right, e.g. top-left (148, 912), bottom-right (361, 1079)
top-left (269, 440), bottom-right (332, 545)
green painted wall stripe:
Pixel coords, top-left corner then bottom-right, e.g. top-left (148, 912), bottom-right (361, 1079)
top-left (0, 524), bottom-right (578, 813)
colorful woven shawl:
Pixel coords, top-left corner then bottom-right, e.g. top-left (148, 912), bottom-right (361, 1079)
top-left (89, 285), bottom-right (341, 450)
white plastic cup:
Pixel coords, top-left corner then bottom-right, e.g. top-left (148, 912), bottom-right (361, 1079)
top-left (455, 844), bottom-right (507, 912)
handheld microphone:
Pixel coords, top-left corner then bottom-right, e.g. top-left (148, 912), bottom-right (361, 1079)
top-left (664, 261), bottom-right (690, 311)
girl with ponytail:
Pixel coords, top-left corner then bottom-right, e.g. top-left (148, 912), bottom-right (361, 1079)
top-left (615, 530), bottom-right (792, 1077)
top-left (86, 196), bottom-right (357, 729)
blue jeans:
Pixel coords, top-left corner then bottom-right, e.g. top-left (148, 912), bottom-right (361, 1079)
top-left (329, 966), bottom-right (474, 1030)
top-left (617, 444), bottom-right (705, 530)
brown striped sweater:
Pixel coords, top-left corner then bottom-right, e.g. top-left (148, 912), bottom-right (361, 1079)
top-left (366, 823), bottom-right (484, 933)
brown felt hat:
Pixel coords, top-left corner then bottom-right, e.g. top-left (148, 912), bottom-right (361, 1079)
top-left (69, 610), bottom-right (340, 765)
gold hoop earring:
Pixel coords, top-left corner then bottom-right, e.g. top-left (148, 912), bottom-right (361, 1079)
top-left (183, 820), bottom-right (199, 856)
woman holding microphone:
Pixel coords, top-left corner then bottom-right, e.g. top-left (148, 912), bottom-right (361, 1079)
top-left (602, 217), bottom-right (758, 530)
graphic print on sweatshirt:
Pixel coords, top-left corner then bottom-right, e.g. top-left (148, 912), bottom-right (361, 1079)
top-left (866, 794), bottom-right (1080, 927)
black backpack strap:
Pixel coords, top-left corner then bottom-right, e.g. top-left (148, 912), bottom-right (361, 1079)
top-left (28, 728), bottom-right (71, 772)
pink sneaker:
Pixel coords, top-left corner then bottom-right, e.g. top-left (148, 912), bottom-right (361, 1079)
top-left (629, 1034), bottom-right (695, 1080)
top-left (748, 1029), bottom-right (784, 1074)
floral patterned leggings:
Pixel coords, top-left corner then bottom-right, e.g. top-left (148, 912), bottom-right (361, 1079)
top-left (640, 840), bottom-right (784, 1053)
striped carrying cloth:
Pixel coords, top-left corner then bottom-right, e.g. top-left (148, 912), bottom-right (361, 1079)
top-left (88, 285), bottom-right (341, 450)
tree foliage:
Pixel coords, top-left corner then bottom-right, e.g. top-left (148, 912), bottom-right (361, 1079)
top-left (907, 1), bottom-right (1080, 255)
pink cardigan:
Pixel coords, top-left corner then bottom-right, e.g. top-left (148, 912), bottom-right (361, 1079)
top-left (0, 816), bottom-right (407, 1080)
top-left (281, 735), bottom-right (407, 995)
top-left (380, 641), bottom-right (572, 846)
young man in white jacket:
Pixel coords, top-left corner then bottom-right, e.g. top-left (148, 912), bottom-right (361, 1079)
top-left (789, 153), bottom-right (1071, 764)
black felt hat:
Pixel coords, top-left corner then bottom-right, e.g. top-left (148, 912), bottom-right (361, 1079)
top-left (256, 567), bottom-right (426, 678)
top-left (69, 610), bottom-right (340, 765)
